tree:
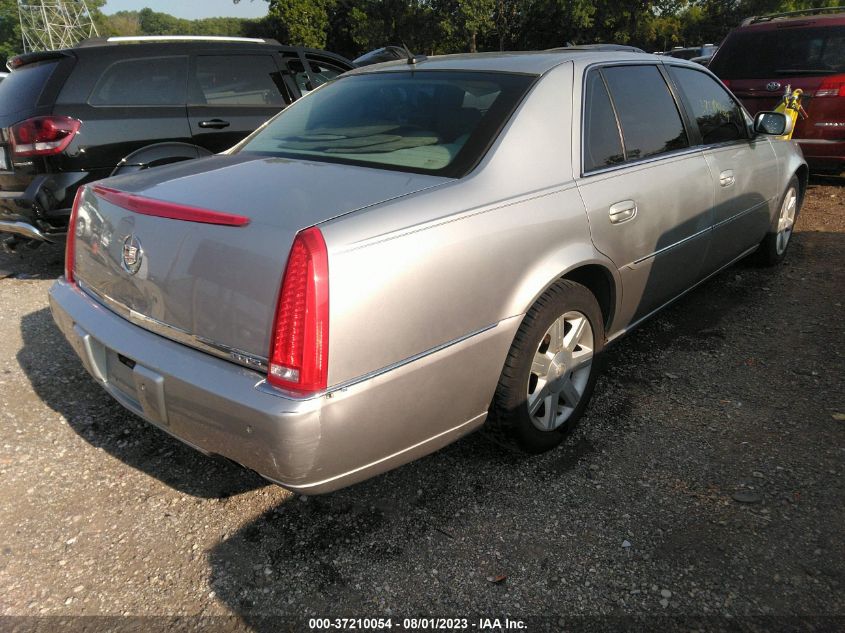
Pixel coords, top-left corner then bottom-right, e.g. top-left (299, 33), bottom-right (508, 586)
top-left (517, 0), bottom-right (595, 50)
top-left (270, 0), bottom-right (333, 47)
top-left (456, 0), bottom-right (496, 53)
top-left (0, 0), bottom-right (22, 66)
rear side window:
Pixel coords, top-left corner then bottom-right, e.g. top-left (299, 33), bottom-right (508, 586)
top-left (0, 60), bottom-right (60, 115)
top-left (90, 57), bottom-right (188, 106)
top-left (602, 65), bottom-right (689, 161)
top-left (583, 71), bottom-right (624, 172)
top-left (306, 56), bottom-right (346, 89)
top-left (710, 26), bottom-right (845, 79)
top-left (669, 66), bottom-right (747, 145)
top-left (193, 55), bottom-right (285, 106)
top-left (287, 59), bottom-right (313, 95)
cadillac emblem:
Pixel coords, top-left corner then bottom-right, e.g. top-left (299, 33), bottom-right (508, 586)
top-left (766, 81), bottom-right (782, 92)
top-left (121, 235), bottom-right (143, 274)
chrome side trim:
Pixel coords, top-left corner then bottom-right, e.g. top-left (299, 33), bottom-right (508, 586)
top-left (76, 279), bottom-right (269, 372)
top-left (0, 220), bottom-right (53, 242)
top-left (630, 225), bottom-right (711, 266)
top-left (607, 244), bottom-right (759, 345)
top-left (628, 198), bottom-right (773, 267)
top-left (711, 198), bottom-right (773, 231)
top-left (256, 322), bottom-right (498, 401)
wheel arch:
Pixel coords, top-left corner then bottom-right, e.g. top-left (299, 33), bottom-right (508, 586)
top-left (111, 142), bottom-right (213, 177)
top-left (507, 249), bottom-right (621, 339)
top-left (795, 163), bottom-right (809, 204)
top-left (561, 264), bottom-right (617, 333)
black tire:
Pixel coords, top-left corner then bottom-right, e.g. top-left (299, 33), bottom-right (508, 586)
top-left (486, 279), bottom-right (604, 453)
top-left (754, 175), bottom-right (801, 267)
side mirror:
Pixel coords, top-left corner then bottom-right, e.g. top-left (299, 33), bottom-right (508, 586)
top-left (754, 111), bottom-right (793, 136)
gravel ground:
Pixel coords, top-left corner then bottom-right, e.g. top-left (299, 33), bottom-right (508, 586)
top-left (0, 178), bottom-right (843, 632)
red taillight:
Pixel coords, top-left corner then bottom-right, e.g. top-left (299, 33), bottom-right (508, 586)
top-left (721, 79), bottom-right (732, 89)
top-left (65, 187), bottom-right (84, 284)
top-left (10, 116), bottom-right (81, 156)
top-left (268, 227), bottom-right (329, 395)
top-left (816, 74), bottom-right (845, 97)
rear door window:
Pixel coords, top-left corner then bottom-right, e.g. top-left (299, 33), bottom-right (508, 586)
top-left (0, 60), bottom-right (61, 115)
top-left (90, 57), bottom-right (188, 106)
top-left (192, 55), bottom-right (286, 106)
top-left (582, 71), bottom-right (625, 172)
top-left (710, 25), bottom-right (845, 79)
top-left (602, 65), bottom-right (689, 161)
top-left (287, 59), bottom-right (313, 95)
top-left (669, 66), bottom-right (748, 145)
top-left (305, 56), bottom-right (347, 89)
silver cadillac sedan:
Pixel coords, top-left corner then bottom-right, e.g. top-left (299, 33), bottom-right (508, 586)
top-left (49, 51), bottom-right (806, 494)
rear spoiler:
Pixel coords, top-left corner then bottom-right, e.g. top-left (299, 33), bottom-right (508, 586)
top-left (7, 50), bottom-right (73, 71)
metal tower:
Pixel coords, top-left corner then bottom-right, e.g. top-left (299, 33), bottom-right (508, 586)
top-left (18, 1), bottom-right (99, 53)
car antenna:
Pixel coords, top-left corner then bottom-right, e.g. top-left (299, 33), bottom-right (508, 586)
top-left (401, 41), bottom-right (426, 65)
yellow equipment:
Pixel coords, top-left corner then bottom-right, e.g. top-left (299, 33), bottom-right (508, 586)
top-left (773, 85), bottom-right (807, 140)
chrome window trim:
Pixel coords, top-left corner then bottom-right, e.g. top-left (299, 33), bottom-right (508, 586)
top-left (579, 61), bottom-right (694, 178)
top-left (663, 62), bottom-right (756, 147)
top-left (579, 145), bottom-right (704, 179)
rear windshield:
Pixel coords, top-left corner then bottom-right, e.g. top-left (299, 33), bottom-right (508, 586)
top-left (0, 60), bottom-right (61, 115)
top-left (238, 70), bottom-right (535, 177)
top-left (710, 25), bottom-right (845, 79)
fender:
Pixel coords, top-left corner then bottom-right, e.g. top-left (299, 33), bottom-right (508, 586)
top-left (111, 143), bottom-right (213, 177)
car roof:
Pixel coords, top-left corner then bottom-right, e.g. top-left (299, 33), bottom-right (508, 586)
top-left (346, 50), bottom-right (664, 76)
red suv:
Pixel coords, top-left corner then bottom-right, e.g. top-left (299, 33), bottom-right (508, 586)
top-left (709, 8), bottom-right (845, 174)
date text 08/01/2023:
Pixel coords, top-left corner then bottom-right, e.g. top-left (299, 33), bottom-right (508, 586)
top-left (308, 617), bottom-right (528, 630)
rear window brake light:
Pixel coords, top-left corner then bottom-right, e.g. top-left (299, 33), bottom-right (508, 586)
top-left (91, 186), bottom-right (251, 227)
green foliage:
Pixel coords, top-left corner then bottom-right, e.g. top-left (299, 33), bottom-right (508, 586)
top-left (0, 0), bottom-right (21, 67)
top-left (1, 0), bottom-right (843, 69)
top-left (269, 0), bottom-right (333, 47)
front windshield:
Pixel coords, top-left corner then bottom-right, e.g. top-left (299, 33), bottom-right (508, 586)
top-left (238, 70), bottom-right (536, 177)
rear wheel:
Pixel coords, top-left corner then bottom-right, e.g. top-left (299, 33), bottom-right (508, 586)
top-left (754, 176), bottom-right (800, 266)
top-left (487, 280), bottom-right (604, 453)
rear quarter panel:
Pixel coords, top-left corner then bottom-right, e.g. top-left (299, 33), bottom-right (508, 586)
top-left (321, 62), bottom-right (615, 388)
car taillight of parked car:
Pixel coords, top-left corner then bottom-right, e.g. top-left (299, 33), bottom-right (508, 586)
top-left (10, 116), bottom-right (81, 156)
top-left (268, 227), bottom-right (329, 395)
top-left (816, 74), bottom-right (845, 98)
top-left (65, 187), bottom-right (84, 284)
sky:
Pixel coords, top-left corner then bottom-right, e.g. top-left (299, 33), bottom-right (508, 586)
top-left (101, 0), bottom-right (269, 20)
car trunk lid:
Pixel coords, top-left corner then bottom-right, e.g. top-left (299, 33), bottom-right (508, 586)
top-left (71, 154), bottom-right (449, 370)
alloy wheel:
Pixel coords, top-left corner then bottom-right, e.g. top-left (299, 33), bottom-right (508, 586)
top-left (527, 311), bottom-right (594, 432)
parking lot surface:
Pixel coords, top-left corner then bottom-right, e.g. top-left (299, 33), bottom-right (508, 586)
top-left (0, 178), bottom-right (843, 631)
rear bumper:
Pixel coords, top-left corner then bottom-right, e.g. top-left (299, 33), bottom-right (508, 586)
top-left (0, 219), bottom-right (55, 241)
top-left (796, 139), bottom-right (844, 174)
top-left (49, 278), bottom-right (516, 494)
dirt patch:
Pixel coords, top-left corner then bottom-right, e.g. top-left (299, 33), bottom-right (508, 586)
top-left (0, 177), bottom-right (842, 629)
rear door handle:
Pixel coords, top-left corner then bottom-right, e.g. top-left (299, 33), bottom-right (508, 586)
top-left (609, 200), bottom-right (637, 224)
top-left (719, 170), bottom-right (735, 187)
top-left (198, 119), bottom-right (230, 129)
